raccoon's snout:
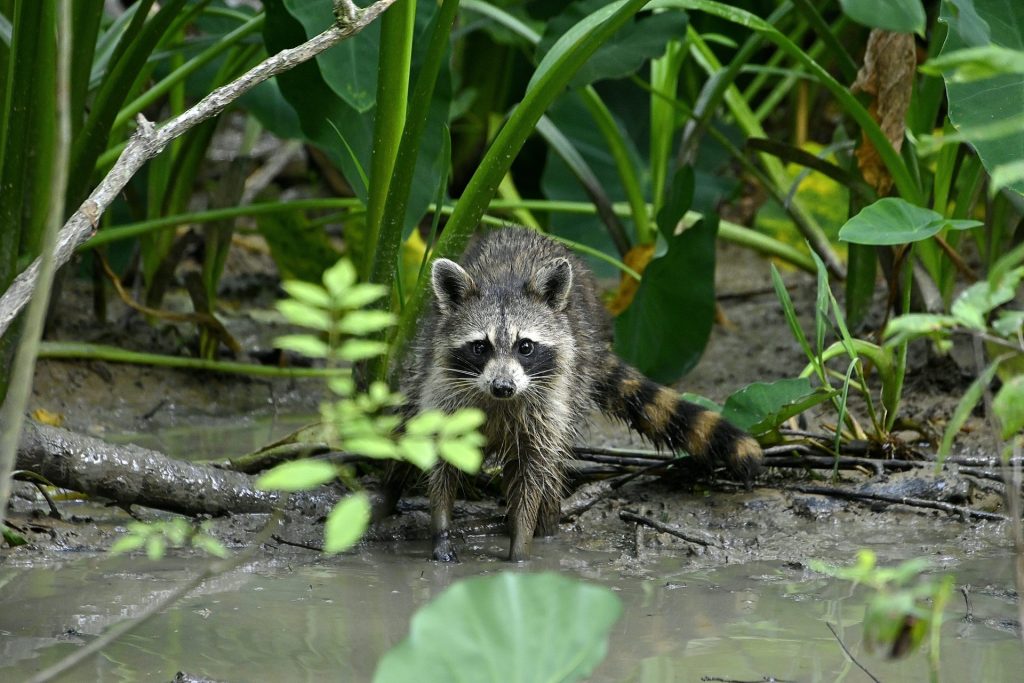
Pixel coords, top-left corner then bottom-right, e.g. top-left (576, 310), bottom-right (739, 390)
top-left (490, 378), bottom-right (516, 398)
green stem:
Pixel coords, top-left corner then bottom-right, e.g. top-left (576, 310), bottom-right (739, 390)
top-left (579, 87), bottom-right (648, 247)
top-left (363, 0), bottom-right (416, 279)
top-left (113, 12), bottom-right (265, 129)
top-left (38, 342), bottom-right (348, 378)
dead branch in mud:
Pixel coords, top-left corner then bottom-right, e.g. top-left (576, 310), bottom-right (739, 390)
top-left (788, 484), bottom-right (1008, 521)
top-left (14, 421), bottom-right (338, 519)
top-left (0, 0), bottom-right (398, 338)
top-left (619, 510), bottom-right (719, 547)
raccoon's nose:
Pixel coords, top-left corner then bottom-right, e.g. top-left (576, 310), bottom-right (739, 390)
top-left (490, 378), bottom-right (516, 398)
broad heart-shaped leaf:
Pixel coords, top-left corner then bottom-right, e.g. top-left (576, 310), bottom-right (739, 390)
top-left (260, 0), bottom-right (451, 230)
top-left (993, 376), bottom-right (1024, 440)
top-left (939, 0), bottom-right (1024, 196)
top-left (722, 377), bottom-right (835, 435)
top-left (839, 0), bottom-right (925, 35)
top-left (373, 572), bottom-right (621, 683)
top-left (538, 0), bottom-right (687, 87)
top-left (615, 217), bottom-right (717, 383)
top-left (839, 197), bottom-right (982, 245)
top-left (282, 0), bottom-right (378, 112)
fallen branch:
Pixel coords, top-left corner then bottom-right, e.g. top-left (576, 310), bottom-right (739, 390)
top-left (15, 421), bottom-right (338, 518)
top-left (619, 510), bottom-right (719, 547)
top-left (0, 0), bottom-right (398, 338)
top-left (788, 484), bottom-right (1008, 521)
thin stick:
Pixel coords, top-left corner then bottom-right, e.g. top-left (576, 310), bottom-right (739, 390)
top-left (826, 622), bottom-right (881, 683)
top-left (619, 510), bottom-right (718, 547)
top-left (789, 484), bottom-right (1008, 521)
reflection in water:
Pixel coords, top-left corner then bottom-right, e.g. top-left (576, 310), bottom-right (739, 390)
top-left (1, 543), bottom-right (1020, 682)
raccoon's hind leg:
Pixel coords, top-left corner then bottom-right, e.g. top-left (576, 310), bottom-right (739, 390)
top-left (594, 356), bottom-right (763, 480)
top-left (534, 481), bottom-right (563, 537)
top-left (428, 462), bottom-right (462, 562)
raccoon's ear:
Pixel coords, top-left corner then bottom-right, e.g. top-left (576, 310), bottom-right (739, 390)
top-left (534, 257), bottom-right (573, 311)
top-left (431, 258), bottom-right (476, 313)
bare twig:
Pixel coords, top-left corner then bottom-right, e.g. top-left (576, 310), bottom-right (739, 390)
top-left (0, 0), bottom-right (398, 337)
top-left (826, 622), bottom-right (881, 683)
top-left (789, 484), bottom-right (1008, 521)
top-left (619, 510), bottom-right (719, 547)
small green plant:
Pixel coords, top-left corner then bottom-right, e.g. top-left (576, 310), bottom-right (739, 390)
top-left (110, 518), bottom-right (228, 560)
top-left (256, 258), bottom-right (485, 554)
top-left (883, 243), bottom-right (1024, 458)
top-left (812, 549), bottom-right (955, 680)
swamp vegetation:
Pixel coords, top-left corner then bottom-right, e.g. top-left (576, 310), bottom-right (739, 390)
top-left (1, 0), bottom-right (1023, 681)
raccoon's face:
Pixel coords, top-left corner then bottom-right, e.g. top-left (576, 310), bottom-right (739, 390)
top-left (430, 256), bottom-right (572, 402)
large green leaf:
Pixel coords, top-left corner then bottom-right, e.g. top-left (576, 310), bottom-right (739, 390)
top-left (537, 0), bottom-right (687, 87)
top-left (615, 207), bottom-right (716, 384)
top-left (938, 0), bottom-right (1024, 196)
top-left (838, 197), bottom-right (981, 245)
top-left (283, 0), bottom-right (379, 113)
top-left (261, 0), bottom-right (450, 230)
top-left (839, 0), bottom-right (925, 35)
top-left (373, 573), bottom-right (621, 683)
top-left (722, 377), bottom-right (835, 435)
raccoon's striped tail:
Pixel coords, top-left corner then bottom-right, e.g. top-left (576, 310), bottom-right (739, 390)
top-left (593, 355), bottom-right (762, 481)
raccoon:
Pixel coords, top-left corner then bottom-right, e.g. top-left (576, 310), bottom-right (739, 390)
top-left (399, 226), bottom-right (761, 562)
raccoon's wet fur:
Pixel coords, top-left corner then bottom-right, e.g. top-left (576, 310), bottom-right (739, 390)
top-left (399, 226), bottom-right (762, 562)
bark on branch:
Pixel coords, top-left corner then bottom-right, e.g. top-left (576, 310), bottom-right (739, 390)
top-left (0, 0), bottom-right (398, 338)
top-left (15, 421), bottom-right (338, 517)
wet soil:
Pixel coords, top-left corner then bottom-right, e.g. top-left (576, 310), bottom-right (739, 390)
top-left (2, 241), bottom-right (1020, 681)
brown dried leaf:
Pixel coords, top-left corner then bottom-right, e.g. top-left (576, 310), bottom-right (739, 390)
top-left (851, 30), bottom-right (916, 195)
top-left (605, 243), bottom-right (655, 316)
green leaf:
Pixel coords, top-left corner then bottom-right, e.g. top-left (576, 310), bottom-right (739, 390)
top-left (938, 0), bottom-right (1024, 196)
top-left (439, 408), bottom-right (487, 436)
top-left (405, 409), bottom-right (447, 435)
top-left (192, 534), bottom-right (230, 559)
top-left (336, 283), bottom-right (390, 309)
top-left (256, 459), bottom-right (337, 491)
top-left (839, 198), bottom-right (982, 245)
top-left (373, 573), bottom-right (622, 683)
top-left (277, 300), bottom-right (331, 331)
top-left (398, 436), bottom-right (438, 470)
top-left (883, 314), bottom-right (960, 345)
top-left (439, 439), bottom-right (483, 473)
top-left (324, 492), bottom-right (371, 554)
top-left (951, 268), bottom-right (1024, 329)
top-left (993, 310), bottom-right (1024, 337)
top-left (722, 377), bottom-right (835, 435)
top-left (344, 436), bottom-right (398, 459)
top-left (109, 534), bottom-right (147, 555)
top-left (839, 0), bottom-right (925, 35)
top-left (921, 45), bottom-right (1024, 82)
top-left (281, 281), bottom-right (331, 308)
top-left (993, 377), bottom-right (1024, 440)
top-left (991, 159), bottom-right (1024, 194)
top-left (538, 1), bottom-right (688, 88)
top-left (337, 310), bottom-right (397, 336)
top-left (145, 536), bottom-right (166, 561)
top-left (323, 259), bottom-right (357, 297)
top-left (338, 339), bottom-right (389, 361)
top-left (615, 215), bottom-right (717, 383)
top-left (275, 334), bottom-right (330, 359)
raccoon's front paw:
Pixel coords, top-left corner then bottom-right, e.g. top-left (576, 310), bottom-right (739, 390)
top-left (431, 530), bottom-right (459, 562)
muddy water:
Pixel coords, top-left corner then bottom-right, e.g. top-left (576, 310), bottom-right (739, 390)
top-left (1, 534), bottom-right (1020, 682)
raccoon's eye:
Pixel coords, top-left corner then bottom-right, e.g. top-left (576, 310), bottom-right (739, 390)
top-left (517, 339), bottom-right (535, 356)
top-left (472, 340), bottom-right (488, 356)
